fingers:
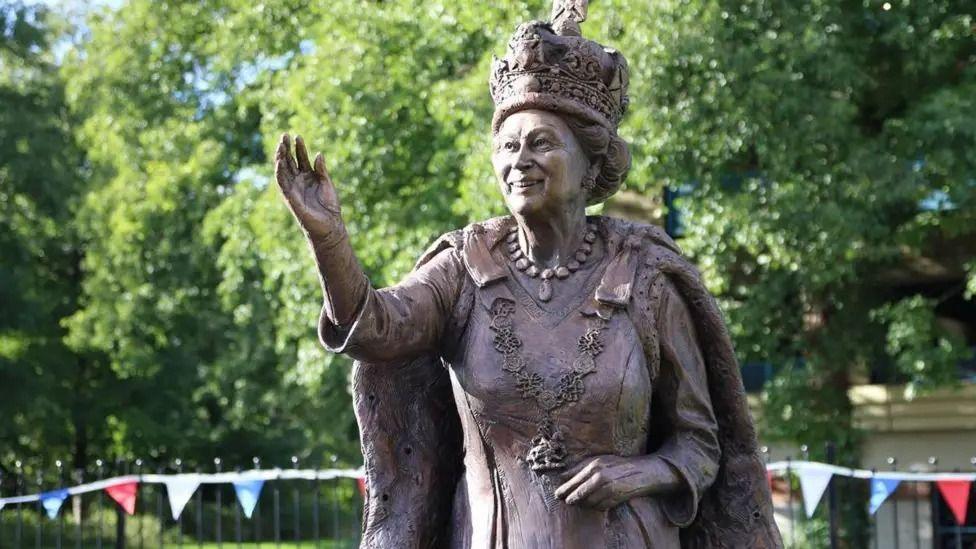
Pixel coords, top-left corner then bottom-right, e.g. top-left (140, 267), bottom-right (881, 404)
top-left (281, 133), bottom-right (298, 174)
top-left (294, 135), bottom-right (313, 173)
top-left (314, 152), bottom-right (329, 180)
top-left (274, 133), bottom-right (297, 192)
top-left (555, 458), bottom-right (599, 500)
top-left (563, 471), bottom-right (605, 505)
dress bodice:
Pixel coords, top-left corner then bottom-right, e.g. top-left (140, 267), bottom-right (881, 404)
top-left (446, 256), bottom-right (665, 548)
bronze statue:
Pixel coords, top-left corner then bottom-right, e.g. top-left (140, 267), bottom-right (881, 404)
top-left (274, 1), bottom-right (782, 547)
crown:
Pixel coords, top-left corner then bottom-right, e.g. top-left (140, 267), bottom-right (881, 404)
top-left (489, 0), bottom-right (629, 133)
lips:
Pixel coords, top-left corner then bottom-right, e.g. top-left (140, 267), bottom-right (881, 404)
top-left (508, 179), bottom-right (543, 190)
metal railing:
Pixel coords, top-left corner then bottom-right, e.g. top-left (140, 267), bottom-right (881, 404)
top-left (0, 457), bottom-right (363, 548)
top-left (766, 445), bottom-right (976, 549)
top-left (4, 448), bottom-right (976, 548)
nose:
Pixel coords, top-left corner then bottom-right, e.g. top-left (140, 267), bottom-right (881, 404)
top-left (514, 144), bottom-right (534, 171)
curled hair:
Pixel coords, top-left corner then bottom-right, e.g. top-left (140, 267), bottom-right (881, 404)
top-left (562, 115), bottom-right (631, 205)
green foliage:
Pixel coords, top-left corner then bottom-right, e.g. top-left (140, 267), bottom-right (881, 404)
top-left (0, 1), bottom-right (90, 468)
top-left (641, 3), bottom-right (974, 542)
top-left (1, 13), bottom-right (972, 549)
top-left (872, 295), bottom-right (971, 396)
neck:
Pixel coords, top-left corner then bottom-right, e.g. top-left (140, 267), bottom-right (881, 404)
top-left (514, 208), bottom-right (588, 268)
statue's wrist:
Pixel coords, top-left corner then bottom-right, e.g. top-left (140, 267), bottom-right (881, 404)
top-left (637, 456), bottom-right (682, 496)
top-left (307, 223), bottom-right (349, 252)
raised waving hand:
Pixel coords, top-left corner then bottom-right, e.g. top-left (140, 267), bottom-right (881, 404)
top-left (274, 133), bottom-right (344, 240)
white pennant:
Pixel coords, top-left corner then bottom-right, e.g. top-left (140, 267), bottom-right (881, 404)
top-left (163, 474), bottom-right (201, 520)
top-left (798, 466), bottom-right (834, 518)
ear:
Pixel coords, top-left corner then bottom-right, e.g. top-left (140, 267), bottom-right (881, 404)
top-left (583, 158), bottom-right (602, 189)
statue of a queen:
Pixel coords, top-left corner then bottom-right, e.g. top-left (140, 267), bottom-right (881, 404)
top-left (273, 1), bottom-right (783, 547)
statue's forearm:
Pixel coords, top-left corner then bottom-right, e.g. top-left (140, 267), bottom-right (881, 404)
top-left (307, 227), bottom-right (369, 327)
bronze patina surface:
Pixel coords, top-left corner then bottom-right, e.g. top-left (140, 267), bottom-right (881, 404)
top-left (274, 1), bottom-right (782, 547)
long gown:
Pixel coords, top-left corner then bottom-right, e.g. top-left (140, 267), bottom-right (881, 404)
top-left (321, 216), bottom-right (720, 549)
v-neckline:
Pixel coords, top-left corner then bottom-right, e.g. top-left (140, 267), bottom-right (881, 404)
top-left (501, 253), bottom-right (608, 329)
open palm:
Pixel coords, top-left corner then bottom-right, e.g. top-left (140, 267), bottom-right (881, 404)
top-left (274, 133), bottom-right (343, 239)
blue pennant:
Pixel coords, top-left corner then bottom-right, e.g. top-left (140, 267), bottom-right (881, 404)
top-left (233, 479), bottom-right (265, 519)
top-left (40, 489), bottom-right (70, 519)
top-left (869, 478), bottom-right (901, 515)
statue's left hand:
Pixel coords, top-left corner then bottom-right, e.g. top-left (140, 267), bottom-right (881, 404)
top-left (554, 454), bottom-right (679, 510)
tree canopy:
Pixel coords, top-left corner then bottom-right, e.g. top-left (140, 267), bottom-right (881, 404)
top-left (1, 4), bottom-right (973, 533)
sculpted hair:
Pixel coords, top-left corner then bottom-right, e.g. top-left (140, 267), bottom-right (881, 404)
top-left (561, 114), bottom-right (631, 205)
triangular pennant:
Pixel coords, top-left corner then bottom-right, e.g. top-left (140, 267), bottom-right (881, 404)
top-left (356, 477), bottom-right (367, 498)
top-left (40, 489), bottom-right (69, 519)
top-left (105, 481), bottom-right (139, 515)
top-left (869, 478), bottom-right (900, 515)
top-left (163, 475), bottom-right (200, 520)
top-left (232, 479), bottom-right (264, 519)
top-left (798, 466), bottom-right (833, 518)
top-left (936, 479), bottom-right (972, 525)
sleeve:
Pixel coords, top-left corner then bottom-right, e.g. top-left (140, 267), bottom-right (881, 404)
top-left (318, 247), bottom-right (466, 363)
top-left (648, 276), bottom-right (721, 527)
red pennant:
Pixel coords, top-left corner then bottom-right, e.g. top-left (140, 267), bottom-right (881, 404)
top-left (766, 471), bottom-right (774, 489)
top-left (105, 482), bottom-right (139, 515)
top-left (936, 479), bottom-right (972, 525)
top-left (356, 477), bottom-right (367, 498)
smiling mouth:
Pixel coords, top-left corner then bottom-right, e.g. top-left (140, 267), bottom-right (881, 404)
top-left (508, 179), bottom-right (543, 190)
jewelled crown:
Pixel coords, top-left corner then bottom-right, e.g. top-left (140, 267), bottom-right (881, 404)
top-left (489, 0), bottom-right (629, 133)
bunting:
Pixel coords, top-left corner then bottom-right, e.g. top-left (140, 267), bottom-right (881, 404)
top-left (0, 462), bottom-right (968, 528)
top-left (106, 481), bottom-right (139, 515)
top-left (233, 479), bottom-right (264, 519)
top-left (40, 489), bottom-right (69, 519)
top-left (869, 478), bottom-right (900, 515)
top-left (798, 466), bottom-right (833, 518)
top-left (163, 475), bottom-right (200, 520)
top-left (936, 479), bottom-right (972, 526)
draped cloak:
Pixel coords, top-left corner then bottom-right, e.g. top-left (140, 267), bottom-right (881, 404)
top-left (328, 216), bottom-right (782, 548)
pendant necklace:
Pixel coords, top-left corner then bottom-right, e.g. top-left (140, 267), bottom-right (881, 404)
top-left (505, 223), bottom-right (597, 302)
top-left (488, 297), bottom-right (607, 472)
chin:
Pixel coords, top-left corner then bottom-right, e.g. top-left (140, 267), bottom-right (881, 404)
top-left (504, 194), bottom-right (547, 217)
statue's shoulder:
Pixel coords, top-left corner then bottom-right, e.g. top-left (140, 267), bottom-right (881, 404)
top-left (414, 216), bottom-right (512, 286)
top-left (593, 215), bottom-right (709, 316)
top-left (597, 215), bottom-right (690, 270)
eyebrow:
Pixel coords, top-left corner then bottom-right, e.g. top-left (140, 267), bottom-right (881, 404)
top-left (494, 124), bottom-right (561, 144)
top-left (526, 126), bottom-right (563, 142)
top-left (493, 133), bottom-right (520, 147)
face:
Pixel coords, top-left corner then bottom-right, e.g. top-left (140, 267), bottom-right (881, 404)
top-left (492, 110), bottom-right (590, 217)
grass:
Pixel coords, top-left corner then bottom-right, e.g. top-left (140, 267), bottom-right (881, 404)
top-left (195, 542), bottom-right (353, 548)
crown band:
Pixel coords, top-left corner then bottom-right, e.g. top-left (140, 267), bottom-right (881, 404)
top-left (488, 17), bottom-right (629, 134)
top-left (490, 70), bottom-right (621, 129)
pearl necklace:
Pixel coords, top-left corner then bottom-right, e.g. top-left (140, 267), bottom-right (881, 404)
top-left (505, 223), bottom-right (597, 302)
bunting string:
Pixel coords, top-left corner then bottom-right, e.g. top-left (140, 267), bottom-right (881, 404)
top-left (0, 467), bottom-right (362, 506)
top-left (766, 460), bottom-right (974, 524)
top-left (0, 462), bottom-right (972, 523)
top-left (765, 461), bottom-right (976, 481)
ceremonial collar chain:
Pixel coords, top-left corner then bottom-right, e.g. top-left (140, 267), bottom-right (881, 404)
top-left (505, 223), bottom-right (597, 302)
top-left (488, 298), bottom-right (607, 472)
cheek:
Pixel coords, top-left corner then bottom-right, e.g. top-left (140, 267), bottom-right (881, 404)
top-left (491, 153), bottom-right (508, 181)
top-left (546, 152), bottom-right (582, 194)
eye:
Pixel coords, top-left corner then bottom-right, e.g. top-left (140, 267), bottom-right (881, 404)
top-left (503, 141), bottom-right (519, 152)
top-left (532, 137), bottom-right (552, 150)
